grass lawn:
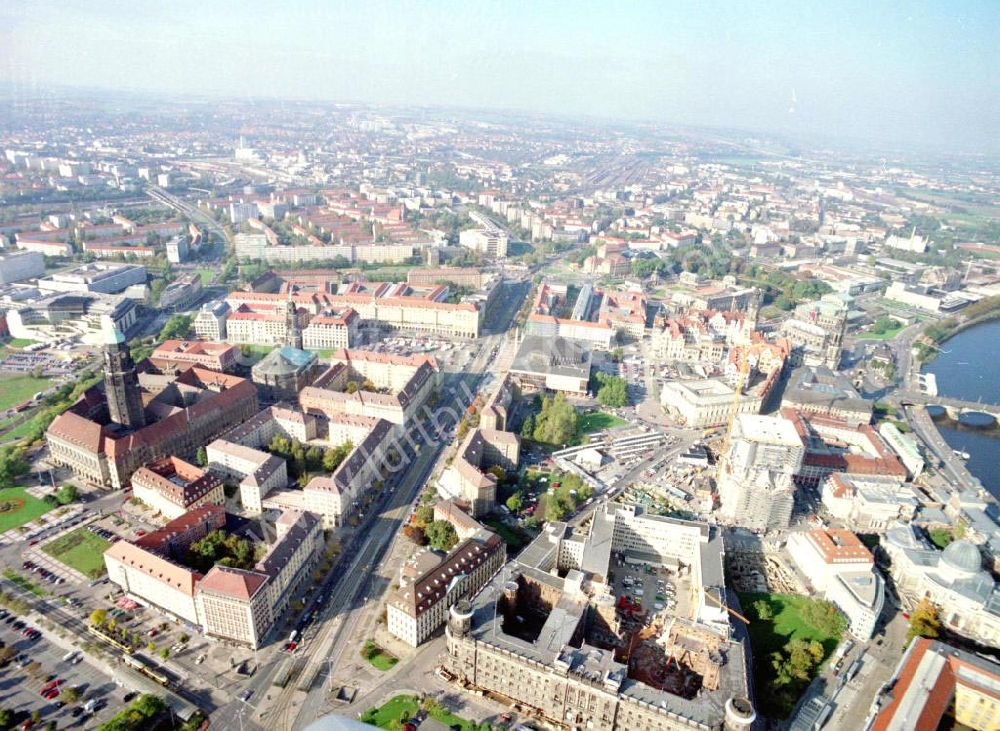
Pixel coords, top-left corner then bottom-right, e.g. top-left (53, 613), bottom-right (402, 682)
top-left (0, 374), bottom-right (52, 412)
top-left (738, 592), bottom-right (846, 718)
top-left (2, 415), bottom-right (45, 443)
top-left (577, 411), bottom-right (626, 435)
top-left (928, 527), bottom-right (954, 550)
top-left (360, 639), bottom-right (398, 672)
top-left (426, 704), bottom-right (487, 731)
top-left (195, 268), bottom-right (215, 285)
top-left (0, 486), bottom-right (52, 532)
top-left (42, 527), bottom-right (111, 579)
top-left (2, 568), bottom-right (48, 596)
top-left (359, 694), bottom-right (419, 729)
top-left (360, 694), bottom-right (486, 731)
top-left (4, 338), bottom-right (37, 349)
top-left (482, 516), bottom-right (528, 550)
top-left (855, 325), bottom-right (904, 341)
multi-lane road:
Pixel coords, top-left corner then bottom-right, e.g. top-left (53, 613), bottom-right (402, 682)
top-left (210, 281), bottom-right (529, 731)
top-left (146, 185), bottom-right (230, 246)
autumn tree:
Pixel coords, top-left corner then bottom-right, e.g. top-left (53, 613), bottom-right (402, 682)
top-left (907, 598), bottom-right (941, 642)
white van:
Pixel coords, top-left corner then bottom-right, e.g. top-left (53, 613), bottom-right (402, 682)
top-left (62, 649), bottom-right (79, 663)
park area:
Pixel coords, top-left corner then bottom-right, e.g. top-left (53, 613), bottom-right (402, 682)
top-left (738, 592), bottom-right (846, 719)
top-left (359, 694), bottom-right (490, 731)
top-left (856, 316), bottom-right (904, 340)
top-left (42, 527), bottom-right (111, 579)
top-left (577, 410), bottom-right (626, 435)
top-left (0, 374), bottom-right (51, 412)
top-left (360, 639), bottom-right (398, 671)
top-left (0, 486), bottom-right (51, 532)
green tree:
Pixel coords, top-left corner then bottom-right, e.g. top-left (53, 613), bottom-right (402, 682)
top-left (532, 393), bottom-right (578, 446)
top-left (593, 372), bottom-right (628, 408)
top-left (0, 447), bottom-right (29, 489)
top-left (196, 446), bottom-right (208, 467)
top-left (485, 465), bottom-right (507, 483)
top-left (305, 446), bottom-right (324, 469)
top-left (89, 609), bottom-right (107, 626)
top-left (0, 709), bottom-right (13, 729)
top-left (150, 278), bottom-right (167, 306)
top-left (159, 314), bottom-right (193, 340)
top-left (425, 520), bottom-right (459, 551)
top-left (800, 599), bottom-right (846, 637)
top-left (322, 441), bottom-right (353, 472)
top-left (519, 414), bottom-right (535, 439)
top-left (55, 484), bottom-right (77, 505)
top-left (506, 493), bottom-right (523, 513)
top-left (752, 599), bottom-right (773, 621)
top-left (413, 505), bottom-right (434, 528)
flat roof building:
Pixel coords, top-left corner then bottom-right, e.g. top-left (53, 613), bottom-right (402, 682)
top-left (510, 334), bottom-right (592, 396)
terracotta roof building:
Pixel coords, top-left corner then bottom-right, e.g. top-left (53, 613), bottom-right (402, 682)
top-left (131, 456), bottom-right (224, 521)
top-left (47, 364), bottom-right (258, 489)
top-left (150, 340), bottom-right (240, 374)
top-left (872, 638), bottom-right (1000, 731)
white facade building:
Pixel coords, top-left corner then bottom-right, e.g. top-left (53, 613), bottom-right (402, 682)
top-left (787, 529), bottom-right (884, 639)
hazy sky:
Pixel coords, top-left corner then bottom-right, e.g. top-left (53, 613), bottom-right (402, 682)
top-left (2, 0), bottom-right (997, 152)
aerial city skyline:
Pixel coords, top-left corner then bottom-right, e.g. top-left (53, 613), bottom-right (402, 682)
top-left (0, 3), bottom-right (998, 731)
top-left (2, 0), bottom-right (999, 154)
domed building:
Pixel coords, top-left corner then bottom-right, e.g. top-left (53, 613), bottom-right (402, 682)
top-left (251, 346), bottom-right (320, 403)
top-left (884, 523), bottom-right (1000, 646)
top-left (940, 539), bottom-right (988, 582)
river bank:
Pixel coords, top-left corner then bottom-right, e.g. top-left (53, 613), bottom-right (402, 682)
top-left (915, 296), bottom-right (1000, 364)
top-left (920, 319), bottom-right (1000, 501)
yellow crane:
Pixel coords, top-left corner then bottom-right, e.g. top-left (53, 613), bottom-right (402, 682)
top-left (703, 587), bottom-right (751, 625)
top-left (721, 347), bottom-right (752, 455)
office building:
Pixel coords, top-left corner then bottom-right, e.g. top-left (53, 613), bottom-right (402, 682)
top-left (106, 506), bottom-right (322, 649)
top-left (194, 300), bottom-right (230, 341)
top-left (388, 524), bottom-right (505, 647)
top-left (787, 529), bottom-right (884, 639)
top-left (510, 335), bottom-right (592, 395)
top-left (165, 236), bottom-right (189, 264)
top-left (459, 228), bottom-right (508, 258)
top-left (36, 262), bottom-right (146, 295)
top-left (301, 308), bottom-right (360, 350)
top-left (0, 250), bottom-right (44, 285)
top-left (878, 421), bottom-right (925, 478)
top-left (159, 273), bottom-right (202, 310)
top-left (443, 504), bottom-right (755, 731)
top-left (716, 413), bottom-right (804, 532)
top-left (820, 474), bottom-right (919, 532)
top-left (781, 408), bottom-right (907, 487)
top-left (439, 427), bottom-right (520, 517)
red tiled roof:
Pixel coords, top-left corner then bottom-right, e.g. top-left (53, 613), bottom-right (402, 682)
top-left (198, 565), bottom-right (268, 601)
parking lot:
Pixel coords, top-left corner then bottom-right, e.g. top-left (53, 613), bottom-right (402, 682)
top-left (608, 554), bottom-right (689, 623)
top-left (0, 609), bottom-right (125, 728)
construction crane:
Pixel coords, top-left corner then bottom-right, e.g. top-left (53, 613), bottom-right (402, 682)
top-left (721, 346), bottom-right (752, 456)
top-left (702, 587), bottom-right (750, 625)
